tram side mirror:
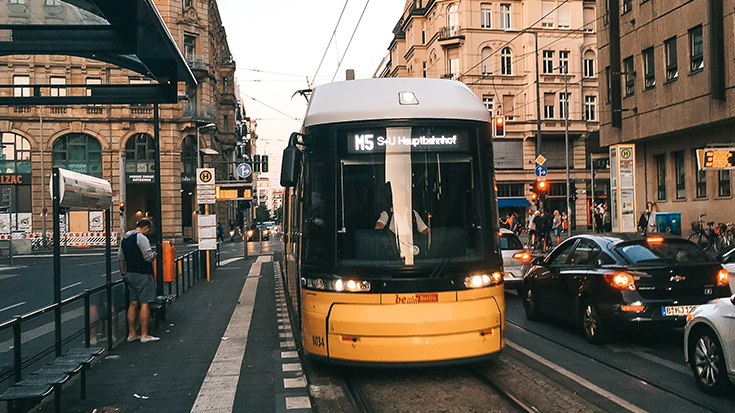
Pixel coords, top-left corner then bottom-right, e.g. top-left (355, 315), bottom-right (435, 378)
top-left (280, 132), bottom-right (302, 187)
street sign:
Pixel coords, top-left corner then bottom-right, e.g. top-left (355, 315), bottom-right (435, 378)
top-left (196, 168), bottom-right (215, 185)
top-left (236, 163), bottom-right (252, 179)
top-left (697, 148), bottom-right (735, 170)
top-left (196, 168), bottom-right (216, 204)
top-left (215, 184), bottom-right (253, 200)
top-left (535, 155), bottom-right (547, 165)
top-left (534, 165), bottom-right (548, 178)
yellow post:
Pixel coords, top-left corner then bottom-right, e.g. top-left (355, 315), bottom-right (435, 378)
top-left (205, 204), bottom-right (211, 282)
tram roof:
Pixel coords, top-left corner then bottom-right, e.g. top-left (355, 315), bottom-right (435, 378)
top-left (304, 78), bottom-right (490, 127)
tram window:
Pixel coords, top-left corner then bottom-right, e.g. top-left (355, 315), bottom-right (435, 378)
top-left (303, 159), bottom-right (327, 263)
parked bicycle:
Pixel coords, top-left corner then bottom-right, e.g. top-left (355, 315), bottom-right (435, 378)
top-left (714, 222), bottom-right (735, 253)
top-left (688, 214), bottom-right (719, 254)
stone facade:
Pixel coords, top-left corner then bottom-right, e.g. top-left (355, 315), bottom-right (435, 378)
top-left (382, 0), bottom-right (602, 229)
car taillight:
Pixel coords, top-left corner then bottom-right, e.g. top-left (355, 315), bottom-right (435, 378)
top-left (513, 251), bottom-right (531, 262)
top-left (717, 269), bottom-right (729, 287)
top-left (604, 272), bottom-right (636, 291)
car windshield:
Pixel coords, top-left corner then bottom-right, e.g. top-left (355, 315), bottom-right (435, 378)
top-left (613, 239), bottom-right (711, 264)
top-left (336, 126), bottom-right (484, 266)
top-left (500, 234), bottom-right (523, 250)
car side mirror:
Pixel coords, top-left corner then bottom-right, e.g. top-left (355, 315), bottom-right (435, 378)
top-left (532, 256), bottom-right (544, 266)
top-left (280, 132), bottom-right (303, 187)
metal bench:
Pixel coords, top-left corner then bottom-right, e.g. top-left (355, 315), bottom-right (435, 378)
top-left (0, 346), bottom-right (104, 413)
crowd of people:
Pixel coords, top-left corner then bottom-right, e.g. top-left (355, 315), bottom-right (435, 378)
top-left (500, 209), bottom-right (569, 253)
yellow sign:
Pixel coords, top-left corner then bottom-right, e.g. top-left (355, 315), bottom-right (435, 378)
top-left (215, 185), bottom-right (253, 200)
top-left (697, 148), bottom-right (735, 170)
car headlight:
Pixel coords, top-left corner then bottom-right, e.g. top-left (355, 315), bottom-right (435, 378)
top-left (604, 272), bottom-right (636, 291)
top-left (464, 272), bottom-right (503, 289)
top-left (302, 277), bottom-right (371, 292)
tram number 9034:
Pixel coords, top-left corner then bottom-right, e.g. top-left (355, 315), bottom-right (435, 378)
top-left (312, 335), bottom-right (325, 348)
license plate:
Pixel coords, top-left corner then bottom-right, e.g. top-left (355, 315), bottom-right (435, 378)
top-left (661, 305), bottom-right (697, 316)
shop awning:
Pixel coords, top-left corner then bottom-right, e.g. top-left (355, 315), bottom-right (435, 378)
top-left (498, 198), bottom-right (531, 207)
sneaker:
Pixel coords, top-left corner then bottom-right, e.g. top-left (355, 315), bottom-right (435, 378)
top-left (140, 336), bottom-right (160, 343)
top-left (127, 336), bottom-right (141, 342)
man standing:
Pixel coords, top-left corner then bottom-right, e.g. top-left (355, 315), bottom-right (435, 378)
top-left (118, 218), bottom-right (159, 343)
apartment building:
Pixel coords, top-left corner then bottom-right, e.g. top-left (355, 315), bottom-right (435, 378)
top-left (597, 0), bottom-right (735, 234)
top-left (381, 0), bottom-right (602, 229)
top-left (0, 0), bottom-right (244, 243)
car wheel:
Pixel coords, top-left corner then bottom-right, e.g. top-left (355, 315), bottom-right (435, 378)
top-left (523, 285), bottom-right (541, 321)
top-left (689, 328), bottom-right (732, 395)
top-left (581, 299), bottom-right (608, 344)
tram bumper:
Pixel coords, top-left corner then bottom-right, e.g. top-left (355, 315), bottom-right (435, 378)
top-left (324, 294), bottom-right (504, 364)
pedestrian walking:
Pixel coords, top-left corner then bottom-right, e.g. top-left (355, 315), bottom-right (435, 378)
top-left (118, 218), bottom-right (159, 343)
top-left (602, 204), bottom-right (612, 232)
top-left (552, 210), bottom-right (562, 246)
top-left (647, 202), bottom-right (659, 233)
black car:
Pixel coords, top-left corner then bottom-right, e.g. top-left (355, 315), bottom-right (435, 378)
top-left (522, 233), bottom-right (732, 344)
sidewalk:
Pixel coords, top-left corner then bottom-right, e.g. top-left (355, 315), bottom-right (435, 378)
top-left (33, 240), bottom-right (311, 413)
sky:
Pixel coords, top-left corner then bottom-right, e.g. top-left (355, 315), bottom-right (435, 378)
top-left (217, 0), bottom-right (407, 185)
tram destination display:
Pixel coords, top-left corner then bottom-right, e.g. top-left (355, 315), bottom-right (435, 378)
top-left (348, 128), bottom-right (470, 154)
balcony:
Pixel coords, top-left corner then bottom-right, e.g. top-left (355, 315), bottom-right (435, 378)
top-left (182, 102), bottom-right (216, 123)
top-left (185, 54), bottom-right (208, 72)
top-left (438, 26), bottom-right (464, 47)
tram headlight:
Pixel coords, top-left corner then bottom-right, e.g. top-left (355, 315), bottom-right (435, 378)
top-left (464, 272), bottom-right (503, 289)
top-left (303, 277), bottom-right (371, 292)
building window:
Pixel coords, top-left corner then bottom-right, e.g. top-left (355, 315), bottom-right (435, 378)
top-left (583, 7), bottom-right (595, 33)
top-left (13, 75), bottom-right (30, 97)
top-left (559, 51), bottom-right (569, 74)
top-left (422, 22), bottom-right (426, 44)
top-left (558, 3), bottom-right (570, 29)
top-left (695, 151), bottom-right (707, 198)
top-left (45, 0), bottom-right (61, 6)
top-left (689, 25), bottom-right (704, 73)
top-left (544, 93), bottom-right (555, 119)
top-left (604, 0), bottom-right (610, 25)
top-left (559, 93), bottom-right (570, 119)
top-left (85, 77), bottom-right (101, 97)
top-left (674, 151), bottom-right (685, 199)
top-left (497, 183), bottom-right (525, 197)
top-left (49, 76), bottom-right (66, 97)
top-left (448, 47), bottom-right (459, 78)
top-left (481, 4), bottom-right (492, 29)
top-left (665, 36), bottom-right (678, 81)
top-left (656, 154), bottom-right (666, 200)
top-left (183, 0), bottom-right (193, 7)
top-left (541, 2), bottom-right (554, 28)
top-left (184, 34), bottom-right (196, 58)
top-left (583, 51), bottom-right (595, 78)
top-left (181, 135), bottom-right (197, 177)
top-left (483, 95), bottom-right (495, 118)
top-left (482, 47), bottom-right (492, 75)
top-left (623, 56), bottom-right (635, 96)
top-left (447, 4), bottom-right (459, 31)
top-left (0, 132), bottom-right (31, 174)
top-left (125, 133), bottom-right (156, 174)
top-left (502, 94), bottom-right (515, 120)
top-left (605, 66), bottom-right (611, 102)
top-left (642, 47), bottom-right (655, 89)
top-left (422, 61), bottom-right (427, 78)
top-left (501, 47), bottom-right (512, 75)
top-left (52, 133), bottom-right (103, 177)
top-left (623, 0), bottom-right (632, 14)
top-left (585, 95), bottom-right (597, 121)
top-left (719, 170), bottom-right (731, 197)
top-left (500, 4), bottom-right (511, 29)
top-left (543, 50), bottom-right (554, 74)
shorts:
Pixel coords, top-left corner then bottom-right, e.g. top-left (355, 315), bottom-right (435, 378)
top-left (125, 272), bottom-right (156, 304)
top-left (553, 227), bottom-right (561, 236)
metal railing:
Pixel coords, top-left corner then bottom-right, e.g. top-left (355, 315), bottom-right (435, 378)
top-left (0, 248), bottom-right (214, 395)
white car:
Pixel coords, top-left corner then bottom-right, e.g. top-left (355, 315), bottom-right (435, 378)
top-left (721, 247), bottom-right (735, 292)
top-left (684, 293), bottom-right (735, 395)
top-left (499, 229), bottom-right (532, 294)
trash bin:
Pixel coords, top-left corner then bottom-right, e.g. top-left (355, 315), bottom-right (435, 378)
top-left (656, 212), bottom-right (682, 235)
top-left (153, 241), bottom-right (176, 282)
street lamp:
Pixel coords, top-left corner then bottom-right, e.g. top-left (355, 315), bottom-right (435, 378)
top-left (196, 123), bottom-right (216, 169)
top-left (553, 63), bottom-right (572, 236)
top-left (505, 28), bottom-right (542, 157)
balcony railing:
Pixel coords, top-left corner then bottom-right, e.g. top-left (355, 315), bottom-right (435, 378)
top-left (182, 102), bottom-right (216, 123)
top-left (439, 26), bottom-right (463, 41)
top-left (185, 54), bottom-right (208, 71)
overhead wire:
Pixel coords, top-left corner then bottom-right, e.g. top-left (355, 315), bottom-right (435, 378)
top-left (311, 0), bottom-right (351, 88)
top-left (331, 0), bottom-right (372, 82)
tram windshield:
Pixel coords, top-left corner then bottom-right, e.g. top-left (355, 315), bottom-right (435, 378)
top-left (326, 126), bottom-right (485, 266)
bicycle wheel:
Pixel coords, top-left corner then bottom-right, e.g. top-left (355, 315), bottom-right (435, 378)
top-left (688, 233), bottom-right (710, 251)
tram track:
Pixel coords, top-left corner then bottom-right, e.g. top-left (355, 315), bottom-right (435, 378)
top-left (506, 319), bottom-right (727, 413)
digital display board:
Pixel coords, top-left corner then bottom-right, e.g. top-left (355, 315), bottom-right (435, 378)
top-left (215, 185), bottom-right (253, 200)
top-left (347, 128), bottom-right (470, 154)
top-left (697, 148), bottom-right (735, 170)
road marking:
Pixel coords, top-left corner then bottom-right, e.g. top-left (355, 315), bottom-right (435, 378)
top-left (190, 256), bottom-right (266, 413)
top-left (0, 302), bottom-right (25, 314)
top-left (219, 257), bottom-right (243, 266)
top-left (506, 340), bottom-right (648, 413)
top-left (61, 282), bottom-right (82, 291)
top-left (0, 307), bottom-right (84, 353)
top-left (631, 350), bottom-right (690, 375)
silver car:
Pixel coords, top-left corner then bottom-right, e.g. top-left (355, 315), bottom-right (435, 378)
top-left (684, 291), bottom-right (735, 395)
top-left (499, 228), bottom-right (532, 294)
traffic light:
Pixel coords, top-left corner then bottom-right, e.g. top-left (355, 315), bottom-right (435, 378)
top-left (253, 154), bottom-right (261, 172)
top-left (570, 182), bottom-right (578, 202)
top-left (261, 155), bottom-right (269, 173)
top-left (536, 180), bottom-right (548, 202)
top-left (529, 182), bottom-right (538, 202)
top-left (494, 115), bottom-right (506, 137)
top-left (119, 202), bottom-right (125, 214)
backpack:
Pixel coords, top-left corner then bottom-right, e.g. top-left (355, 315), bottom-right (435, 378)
top-left (638, 211), bottom-right (648, 230)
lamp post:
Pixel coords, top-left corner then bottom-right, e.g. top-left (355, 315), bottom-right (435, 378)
top-left (554, 63), bottom-right (572, 236)
top-left (505, 28), bottom-right (542, 157)
top-left (196, 123), bottom-right (216, 169)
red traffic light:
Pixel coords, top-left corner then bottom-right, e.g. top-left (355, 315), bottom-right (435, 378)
top-left (537, 180), bottom-right (547, 191)
top-left (494, 116), bottom-right (506, 137)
